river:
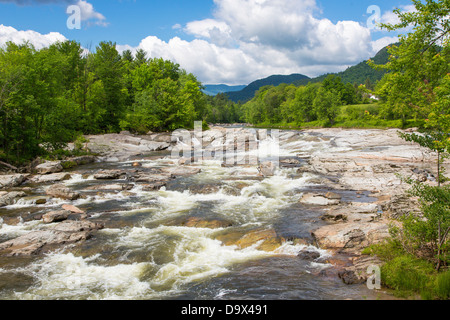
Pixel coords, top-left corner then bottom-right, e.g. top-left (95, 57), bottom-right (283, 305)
top-left (0, 127), bottom-right (396, 300)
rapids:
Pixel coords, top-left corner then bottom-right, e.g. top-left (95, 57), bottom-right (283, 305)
top-left (0, 127), bottom-right (390, 300)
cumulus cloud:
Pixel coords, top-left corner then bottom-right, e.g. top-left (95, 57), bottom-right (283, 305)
top-left (0, 0), bottom-right (405, 85)
top-left (381, 4), bottom-right (416, 26)
top-left (119, 0), bottom-right (400, 84)
top-left (0, 24), bottom-right (67, 50)
top-left (74, 0), bottom-right (107, 26)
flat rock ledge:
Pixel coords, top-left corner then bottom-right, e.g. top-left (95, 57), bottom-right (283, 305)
top-left (0, 221), bottom-right (104, 256)
top-left (299, 128), bottom-right (437, 286)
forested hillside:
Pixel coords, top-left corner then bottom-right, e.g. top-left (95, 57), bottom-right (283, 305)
top-left (225, 74), bottom-right (310, 102)
top-left (226, 46), bottom-right (391, 103)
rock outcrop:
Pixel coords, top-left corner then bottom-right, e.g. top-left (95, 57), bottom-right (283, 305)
top-left (45, 184), bottom-right (81, 201)
top-left (0, 191), bottom-right (26, 207)
top-left (0, 221), bottom-right (104, 256)
top-left (0, 174), bottom-right (26, 189)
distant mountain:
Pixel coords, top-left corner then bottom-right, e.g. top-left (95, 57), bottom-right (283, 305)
top-left (225, 73), bottom-right (310, 103)
top-left (293, 45), bottom-right (392, 87)
top-left (202, 84), bottom-right (247, 96)
top-left (224, 45), bottom-right (393, 103)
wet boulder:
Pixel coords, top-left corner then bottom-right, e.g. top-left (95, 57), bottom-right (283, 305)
top-left (160, 166), bottom-right (202, 177)
top-left (184, 217), bottom-right (233, 229)
top-left (0, 174), bottom-right (26, 189)
top-left (216, 228), bottom-right (284, 252)
top-left (42, 210), bottom-right (72, 224)
top-left (28, 173), bottom-right (72, 184)
top-left (297, 248), bottom-right (322, 261)
top-left (61, 204), bottom-right (86, 214)
top-left (0, 221), bottom-right (104, 256)
top-left (94, 170), bottom-right (127, 180)
top-left (45, 184), bottom-right (81, 201)
top-left (35, 161), bottom-right (63, 174)
top-left (0, 191), bottom-right (26, 207)
top-left (258, 162), bottom-right (277, 177)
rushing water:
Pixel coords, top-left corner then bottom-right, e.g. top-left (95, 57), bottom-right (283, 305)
top-left (0, 128), bottom-right (392, 300)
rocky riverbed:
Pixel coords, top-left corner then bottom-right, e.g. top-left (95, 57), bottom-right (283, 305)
top-left (0, 126), bottom-right (446, 300)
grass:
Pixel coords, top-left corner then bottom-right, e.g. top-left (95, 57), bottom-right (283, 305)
top-left (364, 239), bottom-right (450, 300)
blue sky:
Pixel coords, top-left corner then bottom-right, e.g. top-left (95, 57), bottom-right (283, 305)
top-left (0, 0), bottom-right (415, 84)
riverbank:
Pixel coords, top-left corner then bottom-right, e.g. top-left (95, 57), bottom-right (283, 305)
top-left (0, 126), bottom-right (445, 299)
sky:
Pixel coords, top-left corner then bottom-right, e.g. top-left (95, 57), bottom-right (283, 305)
top-left (0, 0), bottom-right (416, 85)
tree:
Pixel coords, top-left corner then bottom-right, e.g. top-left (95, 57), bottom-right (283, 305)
top-left (313, 87), bottom-right (341, 125)
top-left (93, 41), bottom-right (127, 132)
top-left (371, 0), bottom-right (450, 271)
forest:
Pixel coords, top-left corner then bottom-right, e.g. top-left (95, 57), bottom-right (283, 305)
top-left (0, 41), bottom-right (214, 164)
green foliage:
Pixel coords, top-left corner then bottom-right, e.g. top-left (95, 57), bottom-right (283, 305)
top-left (365, 239), bottom-right (450, 299)
top-left (435, 270), bottom-right (450, 299)
top-left (381, 255), bottom-right (436, 298)
top-left (241, 75), bottom-right (372, 127)
top-left (0, 40), bottom-right (208, 165)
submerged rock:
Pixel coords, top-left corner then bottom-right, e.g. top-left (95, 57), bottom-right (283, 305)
top-left (216, 228), bottom-right (284, 252)
top-left (184, 217), bottom-right (233, 229)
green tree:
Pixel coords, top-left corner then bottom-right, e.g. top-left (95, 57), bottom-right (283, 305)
top-left (93, 41), bottom-right (127, 132)
top-left (313, 87), bottom-right (341, 125)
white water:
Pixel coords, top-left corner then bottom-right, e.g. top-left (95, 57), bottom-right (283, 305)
top-left (0, 128), bottom-right (354, 300)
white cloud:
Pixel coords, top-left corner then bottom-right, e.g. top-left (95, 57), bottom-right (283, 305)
top-left (119, 0), bottom-right (396, 85)
top-left (75, 0), bottom-right (108, 27)
top-left (0, 24), bottom-right (67, 50)
top-left (381, 4), bottom-right (416, 26)
top-left (0, 0), bottom-right (401, 85)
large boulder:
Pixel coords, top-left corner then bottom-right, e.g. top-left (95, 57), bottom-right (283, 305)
top-left (0, 221), bottom-right (104, 256)
top-left (0, 191), bottom-right (26, 207)
top-left (35, 161), bottom-right (63, 174)
top-left (94, 170), bottom-right (126, 180)
top-left (42, 210), bottom-right (71, 224)
top-left (312, 222), bottom-right (389, 254)
top-left (28, 173), bottom-right (72, 184)
top-left (183, 217), bottom-right (233, 229)
top-left (258, 162), bottom-right (277, 177)
top-left (45, 184), bottom-right (80, 201)
top-left (216, 228), bottom-right (284, 252)
top-left (0, 174), bottom-right (26, 189)
top-left (338, 256), bottom-right (384, 285)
